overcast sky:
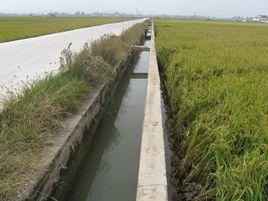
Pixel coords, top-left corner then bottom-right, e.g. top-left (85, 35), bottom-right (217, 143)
top-left (1, 0), bottom-right (268, 17)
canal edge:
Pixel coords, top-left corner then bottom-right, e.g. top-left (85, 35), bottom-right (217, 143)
top-left (136, 22), bottom-right (168, 201)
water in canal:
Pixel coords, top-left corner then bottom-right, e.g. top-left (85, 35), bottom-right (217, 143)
top-left (68, 40), bottom-right (151, 201)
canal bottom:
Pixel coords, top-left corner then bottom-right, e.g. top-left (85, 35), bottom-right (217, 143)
top-left (67, 40), bottom-right (151, 201)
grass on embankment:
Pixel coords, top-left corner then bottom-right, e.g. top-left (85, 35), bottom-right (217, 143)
top-left (0, 17), bottom-right (131, 42)
top-left (155, 19), bottom-right (268, 200)
top-left (0, 21), bottom-right (147, 200)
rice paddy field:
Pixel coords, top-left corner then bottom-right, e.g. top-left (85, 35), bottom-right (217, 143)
top-left (155, 20), bottom-right (268, 200)
top-left (0, 17), bottom-right (130, 42)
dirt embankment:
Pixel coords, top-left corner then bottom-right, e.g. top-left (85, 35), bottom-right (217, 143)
top-left (158, 64), bottom-right (207, 201)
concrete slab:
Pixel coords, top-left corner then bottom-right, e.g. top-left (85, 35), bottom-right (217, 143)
top-left (131, 45), bottom-right (150, 52)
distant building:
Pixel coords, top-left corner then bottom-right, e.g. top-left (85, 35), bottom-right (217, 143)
top-left (252, 15), bottom-right (268, 23)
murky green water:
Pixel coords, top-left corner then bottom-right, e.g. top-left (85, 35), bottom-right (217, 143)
top-left (67, 41), bottom-right (150, 201)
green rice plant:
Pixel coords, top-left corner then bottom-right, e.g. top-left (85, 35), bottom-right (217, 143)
top-left (155, 19), bottom-right (268, 200)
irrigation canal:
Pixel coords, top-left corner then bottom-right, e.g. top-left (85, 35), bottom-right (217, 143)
top-left (67, 40), bottom-right (151, 201)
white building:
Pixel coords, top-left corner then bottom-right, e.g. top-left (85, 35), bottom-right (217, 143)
top-left (252, 15), bottom-right (268, 23)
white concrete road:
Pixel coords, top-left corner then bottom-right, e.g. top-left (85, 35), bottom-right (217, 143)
top-left (0, 19), bottom-right (144, 100)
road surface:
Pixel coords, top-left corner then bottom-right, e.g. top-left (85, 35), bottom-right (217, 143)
top-left (0, 19), bottom-right (145, 101)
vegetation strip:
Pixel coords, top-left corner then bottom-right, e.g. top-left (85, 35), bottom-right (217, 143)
top-left (0, 20), bottom-right (147, 200)
top-left (156, 20), bottom-right (268, 200)
top-left (0, 17), bottom-right (131, 43)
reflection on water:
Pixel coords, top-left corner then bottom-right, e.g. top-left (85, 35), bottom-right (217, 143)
top-left (68, 44), bottom-right (150, 201)
top-left (133, 40), bottom-right (150, 74)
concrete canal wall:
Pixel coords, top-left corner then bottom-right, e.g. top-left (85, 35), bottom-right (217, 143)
top-left (20, 46), bottom-right (143, 201)
top-left (136, 23), bottom-right (168, 201)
